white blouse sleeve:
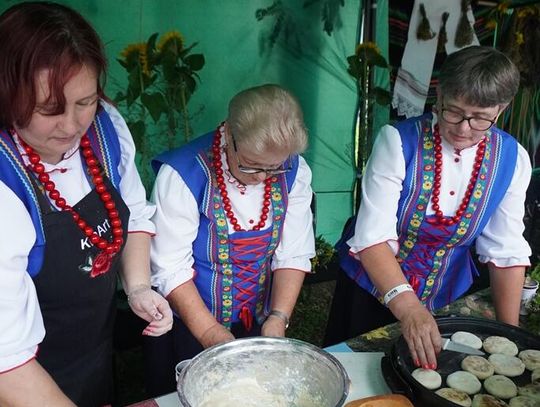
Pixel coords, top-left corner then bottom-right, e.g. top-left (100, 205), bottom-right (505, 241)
top-left (476, 144), bottom-right (532, 267)
top-left (271, 156), bottom-right (316, 272)
top-left (347, 125), bottom-right (405, 254)
top-left (0, 181), bottom-right (45, 372)
top-left (150, 164), bottom-right (199, 297)
top-left (101, 101), bottom-right (156, 234)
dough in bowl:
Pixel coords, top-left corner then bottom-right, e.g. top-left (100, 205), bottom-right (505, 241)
top-left (411, 368), bottom-right (442, 390)
top-left (518, 350), bottom-right (540, 371)
top-left (508, 396), bottom-right (538, 407)
top-left (483, 337), bottom-right (519, 356)
top-left (435, 387), bottom-right (472, 406)
top-left (462, 355), bottom-right (495, 379)
top-left (472, 394), bottom-right (509, 406)
top-left (484, 375), bottom-right (518, 399)
top-left (452, 331), bottom-right (483, 350)
top-left (447, 371), bottom-right (482, 395)
top-left (489, 354), bottom-right (526, 377)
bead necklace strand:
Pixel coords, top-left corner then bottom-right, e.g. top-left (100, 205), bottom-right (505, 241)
top-left (212, 126), bottom-right (272, 232)
top-left (19, 134), bottom-right (124, 274)
top-left (428, 125), bottom-right (486, 226)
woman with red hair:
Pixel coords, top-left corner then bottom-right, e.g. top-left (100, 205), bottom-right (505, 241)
top-left (0, 2), bottom-right (172, 406)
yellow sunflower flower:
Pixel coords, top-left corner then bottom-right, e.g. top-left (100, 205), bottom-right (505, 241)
top-left (436, 249), bottom-right (446, 257)
top-left (355, 41), bottom-right (381, 56)
top-left (223, 299), bottom-right (232, 306)
top-left (217, 218), bottom-right (226, 227)
top-left (411, 219), bottom-right (421, 228)
top-left (157, 30), bottom-right (184, 54)
top-left (404, 240), bottom-right (414, 249)
top-left (423, 181), bottom-right (432, 190)
top-left (120, 42), bottom-right (151, 77)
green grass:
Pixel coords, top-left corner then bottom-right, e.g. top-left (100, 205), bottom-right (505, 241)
top-left (114, 280), bottom-right (336, 406)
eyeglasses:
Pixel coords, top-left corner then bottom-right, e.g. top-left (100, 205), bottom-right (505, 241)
top-left (439, 100), bottom-right (497, 131)
top-left (231, 133), bottom-right (291, 175)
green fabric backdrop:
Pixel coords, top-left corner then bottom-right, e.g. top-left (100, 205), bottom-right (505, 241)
top-left (2, 0), bottom-right (390, 244)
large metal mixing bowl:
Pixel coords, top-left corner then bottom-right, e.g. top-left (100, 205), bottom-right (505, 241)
top-left (176, 337), bottom-right (350, 407)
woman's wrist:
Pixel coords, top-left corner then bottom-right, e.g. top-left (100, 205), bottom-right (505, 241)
top-left (267, 309), bottom-right (290, 329)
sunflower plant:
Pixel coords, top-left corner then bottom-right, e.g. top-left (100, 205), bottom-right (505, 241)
top-left (347, 42), bottom-right (391, 198)
top-left (115, 31), bottom-right (205, 190)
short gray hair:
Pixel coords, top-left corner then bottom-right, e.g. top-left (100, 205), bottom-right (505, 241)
top-left (227, 84), bottom-right (307, 155)
top-left (439, 46), bottom-right (520, 107)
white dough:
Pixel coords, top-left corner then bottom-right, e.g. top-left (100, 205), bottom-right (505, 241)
top-left (518, 383), bottom-right (540, 402)
top-left (489, 354), bottom-right (526, 377)
top-left (462, 355), bottom-right (495, 380)
top-left (484, 375), bottom-right (518, 399)
top-left (518, 350), bottom-right (540, 371)
top-left (411, 368), bottom-right (442, 390)
top-left (483, 337), bottom-right (519, 356)
top-left (447, 371), bottom-right (482, 395)
top-left (472, 394), bottom-right (509, 406)
top-left (508, 396), bottom-right (538, 407)
top-left (436, 387), bottom-right (473, 406)
top-left (531, 368), bottom-right (540, 384)
top-left (452, 331), bottom-right (483, 350)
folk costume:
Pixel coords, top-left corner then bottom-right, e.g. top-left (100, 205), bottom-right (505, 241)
top-left (325, 113), bottom-right (531, 345)
top-left (145, 123), bottom-right (315, 396)
top-left (0, 102), bottom-right (155, 406)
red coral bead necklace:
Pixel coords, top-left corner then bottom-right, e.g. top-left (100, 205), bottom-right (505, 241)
top-left (212, 126), bottom-right (272, 232)
top-left (428, 124), bottom-right (486, 226)
top-left (18, 134), bottom-right (124, 274)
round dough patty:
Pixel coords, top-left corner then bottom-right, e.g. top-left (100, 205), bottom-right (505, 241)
top-left (489, 354), bottom-right (526, 377)
top-left (518, 350), bottom-right (540, 371)
top-left (508, 396), bottom-right (538, 407)
top-left (447, 371), bottom-right (482, 395)
top-left (462, 355), bottom-right (495, 379)
top-left (518, 383), bottom-right (540, 401)
top-left (483, 336), bottom-right (519, 356)
top-left (436, 387), bottom-right (472, 406)
top-left (471, 394), bottom-right (509, 407)
top-left (484, 375), bottom-right (518, 399)
top-left (531, 368), bottom-right (540, 384)
top-left (452, 331), bottom-right (483, 350)
top-left (411, 368), bottom-right (442, 390)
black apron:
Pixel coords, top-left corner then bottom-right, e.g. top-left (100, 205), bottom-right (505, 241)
top-left (32, 170), bottom-right (129, 407)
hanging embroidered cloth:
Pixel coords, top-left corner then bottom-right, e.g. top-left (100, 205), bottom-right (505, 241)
top-left (392, 0), bottom-right (479, 118)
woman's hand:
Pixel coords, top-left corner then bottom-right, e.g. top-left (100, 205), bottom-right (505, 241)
top-left (127, 285), bottom-right (173, 336)
top-left (390, 293), bottom-right (442, 369)
top-left (261, 315), bottom-right (287, 337)
top-left (199, 323), bottom-right (235, 348)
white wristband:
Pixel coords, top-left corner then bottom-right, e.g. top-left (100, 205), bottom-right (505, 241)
top-left (383, 283), bottom-right (414, 305)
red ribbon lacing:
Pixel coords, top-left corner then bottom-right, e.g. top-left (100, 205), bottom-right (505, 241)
top-left (231, 235), bottom-right (268, 331)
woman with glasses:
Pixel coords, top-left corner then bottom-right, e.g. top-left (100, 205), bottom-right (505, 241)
top-left (326, 46), bottom-right (531, 370)
top-left (144, 84), bottom-right (315, 396)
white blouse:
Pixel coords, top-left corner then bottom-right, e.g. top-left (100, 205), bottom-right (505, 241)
top-left (348, 115), bottom-right (532, 267)
top-left (150, 137), bottom-right (316, 298)
top-left (0, 101), bottom-right (155, 372)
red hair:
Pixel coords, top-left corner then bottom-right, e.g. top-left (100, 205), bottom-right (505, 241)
top-left (0, 2), bottom-right (108, 128)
